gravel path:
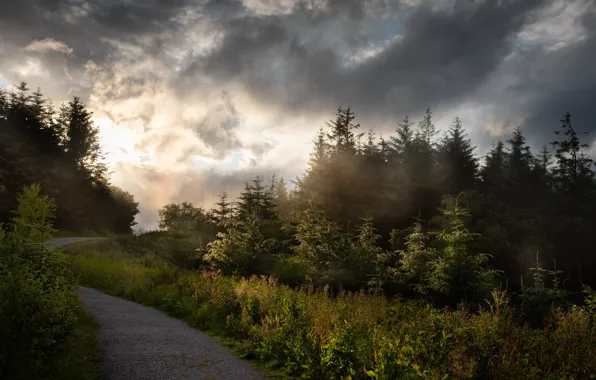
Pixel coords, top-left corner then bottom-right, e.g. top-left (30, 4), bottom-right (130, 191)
top-left (79, 287), bottom-right (267, 380)
top-left (48, 238), bottom-right (268, 380)
top-left (46, 237), bottom-right (107, 248)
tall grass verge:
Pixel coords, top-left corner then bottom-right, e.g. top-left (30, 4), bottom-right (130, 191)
top-left (69, 241), bottom-right (596, 380)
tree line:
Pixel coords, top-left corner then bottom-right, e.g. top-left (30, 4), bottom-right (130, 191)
top-left (0, 83), bottom-right (139, 233)
top-left (158, 106), bottom-right (596, 314)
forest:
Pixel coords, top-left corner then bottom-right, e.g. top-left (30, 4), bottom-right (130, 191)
top-left (156, 104), bottom-right (596, 313)
top-left (3, 83), bottom-right (596, 378)
top-left (0, 83), bottom-right (139, 234)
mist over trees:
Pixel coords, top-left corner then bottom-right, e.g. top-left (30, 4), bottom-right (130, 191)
top-left (0, 83), bottom-right (139, 233)
top-left (154, 105), bottom-right (596, 311)
top-left (3, 79), bottom-right (595, 311)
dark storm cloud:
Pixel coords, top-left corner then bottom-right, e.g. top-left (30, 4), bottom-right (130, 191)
top-left (509, 7), bottom-right (596, 147)
top-left (0, 0), bottom-right (191, 101)
top-left (0, 0), bottom-right (187, 46)
top-left (352, 0), bottom-right (549, 113)
top-left (188, 0), bottom-right (551, 124)
top-left (3, 0), bottom-right (591, 142)
top-left (4, 0), bottom-right (596, 230)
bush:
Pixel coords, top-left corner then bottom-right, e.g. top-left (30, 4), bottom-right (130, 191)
top-left (71, 239), bottom-right (596, 379)
top-left (0, 232), bottom-right (78, 379)
top-left (0, 184), bottom-right (84, 379)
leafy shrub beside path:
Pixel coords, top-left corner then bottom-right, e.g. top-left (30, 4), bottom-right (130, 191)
top-left (71, 242), bottom-right (596, 380)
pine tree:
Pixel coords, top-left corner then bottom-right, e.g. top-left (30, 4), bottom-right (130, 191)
top-left (30, 88), bottom-right (48, 123)
top-left (362, 129), bottom-right (379, 161)
top-left (533, 145), bottom-right (552, 188)
top-left (295, 128), bottom-right (329, 204)
top-left (397, 221), bottom-right (434, 292)
top-left (310, 127), bottom-right (329, 170)
top-left (55, 103), bottom-right (70, 148)
top-left (275, 177), bottom-right (291, 220)
top-left (234, 182), bottom-right (255, 220)
top-left (430, 195), bottom-right (498, 306)
top-left (410, 109), bottom-right (438, 180)
top-left (521, 251), bottom-right (569, 327)
top-left (480, 141), bottom-right (507, 195)
top-left (0, 86), bottom-right (139, 233)
top-left (326, 106), bottom-right (361, 157)
top-left (417, 108), bottom-right (436, 147)
top-left (507, 128), bottom-right (533, 174)
top-left (0, 87), bottom-right (8, 119)
top-left (401, 109), bottom-right (440, 222)
top-left (390, 116), bottom-right (415, 163)
top-left (10, 82), bottom-right (30, 108)
top-left (292, 199), bottom-right (346, 272)
top-left (64, 97), bottom-right (106, 181)
top-left (12, 184), bottom-right (56, 243)
top-left (438, 117), bottom-right (478, 195)
top-left (378, 134), bottom-right (390, 164)
top-left (551, 112), bottom-right (595, 197)
top-left (550, 112), bottom-right (596, 287)
top-left (205, 211), bottom-right (276, 275)
top-left (505, 127), bottom-right (535, 205)
top-left (211, 192), bottom-right (232, 227)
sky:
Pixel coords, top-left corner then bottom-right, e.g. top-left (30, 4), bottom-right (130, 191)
top-left (1, 0), bottom-right (595, 230)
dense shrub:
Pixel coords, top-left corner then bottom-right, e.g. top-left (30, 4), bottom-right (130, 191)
top-left (71, 242), bottom-right (596, 380)
top-left (0, 185), bottom-right (80, 379)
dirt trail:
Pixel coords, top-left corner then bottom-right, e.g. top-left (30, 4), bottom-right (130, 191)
top-left (49, 237), bottom-right (268, 380)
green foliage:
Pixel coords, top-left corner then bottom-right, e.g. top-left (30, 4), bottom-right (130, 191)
top-left (205, 212), bottom-right (278, 275)
top-left (48, 303), bottom-right (101, 380)
top-left (0, 83), bottom-right (139, 233)
top-left (271, 254), bottom-right (316, 286)
top-left (396, 195), bottom-right (499, 307)
top-left (429, 196), bottom-right (499, 306)
top-left (0, 185), bottom-right (83, 379)
top-left (521, 252), bottom-right (570, 327)
top-left (4, 81), bottom-right (596, 379)
top-left (397, 222), bottom-right (434, 288)
top-left (292, 200), bottom-right (347, 272)
top-left (12, 183), bottom-right (56, 243)
top-left (210, 192), bottom-right (233, 227)
top-left (583, 286), bottom-right (596, 320)
top-left (437, 117), bottom-right (478, 194)
top-left (291, 201), bottom-right (377, 289)
top-left (70, 237), bottom-right (596, 380)
top-left (64, 96), bottom-right (104, 180)
top-left (327, 106), bottom-right (361, 156)
top-left (158, 201), bottom-right (216, 235)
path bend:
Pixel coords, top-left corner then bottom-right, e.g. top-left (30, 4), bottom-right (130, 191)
top-left (49, 237), bottom-right (268, 380)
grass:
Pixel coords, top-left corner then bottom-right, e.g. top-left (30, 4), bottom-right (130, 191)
top-left (65, 239), bottom-right (596, 380)
top-left (49, 301), bottom-right (102, 380)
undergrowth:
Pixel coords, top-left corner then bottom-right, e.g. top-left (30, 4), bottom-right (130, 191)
top-left (69, 243), bottom-right (596, 380)
top-left (48, 301), bottom-right (102, 380)
top-left (1, 184), bottom-right (102, 380)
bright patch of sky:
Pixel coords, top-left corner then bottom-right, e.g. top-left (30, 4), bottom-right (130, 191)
top-left (12, 58), bottom-right (49, 79)
top-left (94, 116), bottom-right (143, 166)
top-left (517, 0), bottom-right (589, 51)
top-left (0, 75), bottom-right (9, 88)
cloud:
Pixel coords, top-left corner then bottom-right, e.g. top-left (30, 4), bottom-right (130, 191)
top-left (112, 162), bottom-right (289, 230)
top-left (24, 38), bottom-right (73, 54)
top-left (460, 0), bottom-right (596, 146)
top-left (175, 0), bottom-right (553, 130)
top-left (1, 0), bottom-right (595, 229)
